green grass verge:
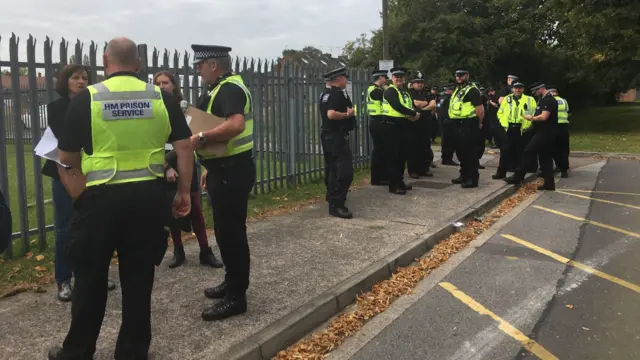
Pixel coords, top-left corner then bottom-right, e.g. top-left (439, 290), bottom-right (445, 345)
top-left (569, 103), bottom-right (640, 153)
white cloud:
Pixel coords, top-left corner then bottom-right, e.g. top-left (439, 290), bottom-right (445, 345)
top-left (0, 0), bottom-right (382, 65)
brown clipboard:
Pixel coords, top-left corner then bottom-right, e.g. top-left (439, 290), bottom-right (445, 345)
top-left (185, 106), bottom-right (228, 157)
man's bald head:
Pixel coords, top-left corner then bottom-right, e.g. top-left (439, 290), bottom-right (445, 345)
top-left (103, 37), bottom-right (140, 74)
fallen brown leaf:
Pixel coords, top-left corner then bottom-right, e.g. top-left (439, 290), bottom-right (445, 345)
top-left (273, 180), bottom-right (542, 360)
top-left (34, 266), bottom-right (47, 272)
top-left (25, 252), bottom-right (33, 259)
top-left (35, 255), bottom-right (45, 261)
top-left (566, 304), bottom-right (574, 309)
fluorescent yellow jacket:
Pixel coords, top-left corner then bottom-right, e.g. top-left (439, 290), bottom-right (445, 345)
top-left (497, 94), bottom-right (536, 134)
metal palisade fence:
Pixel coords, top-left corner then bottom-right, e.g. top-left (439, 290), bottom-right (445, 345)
top-left (0, 33), bottom-right (373, 259)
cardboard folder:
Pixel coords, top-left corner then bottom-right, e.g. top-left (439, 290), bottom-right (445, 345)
top-left (185, 106), bottom-right (228, 157)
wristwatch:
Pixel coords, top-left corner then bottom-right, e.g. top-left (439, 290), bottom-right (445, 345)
top-left (198, 132), bottom-right (207, 146)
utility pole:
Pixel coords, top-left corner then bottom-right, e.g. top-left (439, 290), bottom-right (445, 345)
top-left (382, 0), bottom-right (389, 60)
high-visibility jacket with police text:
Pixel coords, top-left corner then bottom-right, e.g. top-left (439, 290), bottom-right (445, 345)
top-left (555, 96), bottom-right (569, 124)
top-left (497, 94), bottom-right (536, 134)
top-left (382, 85), bottom-right (413, 118)
top-left (448, 84), bottom-right (479, 119)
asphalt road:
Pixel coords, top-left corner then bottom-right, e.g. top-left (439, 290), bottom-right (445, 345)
top-left (328, 158), bottom-right (640, 360)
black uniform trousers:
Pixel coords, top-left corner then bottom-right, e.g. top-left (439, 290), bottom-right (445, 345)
top-left (321, 130), bottom-right (354, 207)
top-left (406, 116), bottom-right (432, 175)
top-left (203, 152), bottom-right (255, 296)
top-left (477, 122), bottom-right (487, 160)
top-left (451, 118), bottom-right (481, 181)
top-left (497, 125), bottom-right (524, 173)
top-left (369, 116), bottom-right (387, 184)
top-left (553, 123), bottom-right (570, 171)
top-left (440, 120), bottom-right (456, 162)
top-left (491, 116), bottom-right (503, 148)
top-left (61, 180), bottom-right (168, 360)
top-left (515, 128), bottom-right (556, 184)
top-left (379, 118), bottom-right (405, 189)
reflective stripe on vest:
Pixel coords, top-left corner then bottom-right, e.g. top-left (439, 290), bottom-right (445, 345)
top-left (367, 85), bottom-right (383, 116)
top-left (382, 85), bottom-right (413, 118)
top-left (555, 96), bottom-right (569, 124)
top-left (199, 74), bottom-right (254, 159)
top-left (82, 76), bottom-right (170, 187)
top-left (498, 94), bottom-right (535, 133)
top-left (448, 85), bottom-right (478, 119)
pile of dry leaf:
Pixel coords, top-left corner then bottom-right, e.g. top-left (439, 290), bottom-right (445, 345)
top-left (274, 180), bottom-right (542, 360)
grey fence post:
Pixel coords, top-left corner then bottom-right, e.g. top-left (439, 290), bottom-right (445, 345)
top-left (285, 61), bottom-right (297, 187)
top-left (138, 44), bottom-right (149, 82)
top-left (0, 35), bottom-right (11, 258)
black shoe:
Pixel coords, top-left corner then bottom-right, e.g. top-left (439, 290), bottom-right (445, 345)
top-left (389, 187), bottom-right (407, 195)
top-left (199, 247), bottom-right (224, 268)
top-left (48, 346), bottom-right (64, 360)
top-left (169, 245), bottom-right (186, 269)
top-left (430, 163), bottom-right (437, 169)
top-left (478, 165), bottom-right (486, 170)
top-left (409, 173), bottom-right (420, 179)
top-left (420, 171), bottom-right (434, 177)
top-left (492, 172), bottom-right (506, 180)
top-left (201, 295), bottom-right (248, 321)
top-left (204, 281), bottom-right (227, 299)
top-left (561, 171), bottom-right (569, 178)
top-left (371, 180), bottom-right (389, 186)
top-left (57, 282), bottom-right (72, 302)
top-left (538, 183), bottom-right (556, 191)
top-left (107, 279), bottom-right (116, 291)
top-left (442, 160), bottom-right (459, 166)
top-left (503, 176), bottom-right (523, 186)
top-left (329, 205), bottom-right (353, 219)
top-left (461, 179), bottom-right (478, 188)
top-left (401, 183), bottom-right (413, 191)
top-left (451, 176), bottom-right (464, 184)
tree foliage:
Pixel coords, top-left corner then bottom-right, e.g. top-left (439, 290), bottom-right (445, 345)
top-left (342, 0), bottom-right (640, 106)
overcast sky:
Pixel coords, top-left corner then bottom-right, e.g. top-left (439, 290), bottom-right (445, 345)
top-left (0, 0), bottom-right (382, 65)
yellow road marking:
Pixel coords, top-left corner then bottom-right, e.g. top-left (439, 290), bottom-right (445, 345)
top-left (506, 256), bottom-right (519, 260)
top-left (556, 190), bottom-right (640, 211)
top-left (562, 189), bottom-right (640, 196)
top-left (532, 205), bottom-right (640, 239)
top-left (501, 234), bottom-right (640, 294)
top-left (439, 282), bottom-right (559, 360)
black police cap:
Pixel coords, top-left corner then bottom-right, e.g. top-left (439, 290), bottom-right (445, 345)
top-left (191, 44), bottom-right (232, 64)
top-left (507, 74), bottom-right (519, 80)
top-left (390, 67), bottom-right (407, 76)
top-left (323, 67), bottom-right (348, 80)
top-left (512, 82), bottom-right (525, 88)
top-left (529, 81), bottom-right (545, 92)
top-left (411, 70), bottom-right (425, 82)
top-left (372, 69), bottom-right (388, 78)
top-left (455, 69), bottom-right (469, 76)
top-left (547, 85), bottom-right (558, 92)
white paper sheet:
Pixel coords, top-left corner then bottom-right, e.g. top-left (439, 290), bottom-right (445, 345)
top-left (33, 127), bottom-right (66, 166)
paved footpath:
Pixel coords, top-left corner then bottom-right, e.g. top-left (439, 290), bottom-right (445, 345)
top-left (328, 158), bottom-right (640, 360)
top-left (0, 153), bottom-right (513, 360)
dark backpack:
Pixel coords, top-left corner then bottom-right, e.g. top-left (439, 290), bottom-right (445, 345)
top-left (0, 189), bottom-right (11, 254)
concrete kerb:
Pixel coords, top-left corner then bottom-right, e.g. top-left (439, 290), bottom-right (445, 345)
top-left (220, 176), bottom-right (537, 360)
top-left (569, 151), bottom-right (640, 159)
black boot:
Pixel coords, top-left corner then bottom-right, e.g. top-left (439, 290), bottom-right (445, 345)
top-left (48, 346), bottom-right (64, 360)
top-left (561, 170), bottom-right (569, 178)
top-left (504, 175), bottom-right (523, 186)
top-left (199, 247), bottom-right (224, 268)
top-left (538, 181), bottom-right (556, 191)
top-left (169, 245), bottom-right (186, 269)
top-left (201, 294), bottom-right (248, 321)
top-left (451, 176), bottom-right (464, 184)
top-left (329, 205), bottom-right (353, 219)
top-left (492, 171), bottom-right (506, 180)
top-left (401, 182), bottom-right (413, 191)
top-left (442, 160), bottom-right (459, 166)
top-left (478, 165), bottom-right (486, 170)
top-left (389, 187), bottom-right (407, 195)
top-left (461, 178), bottom-right (478, 188)
top-left (204, 281), bottom-right (227, 299)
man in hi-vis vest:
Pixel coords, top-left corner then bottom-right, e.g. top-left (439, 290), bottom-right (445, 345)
top-left (190, 44), bottom-right (256, 321)
top-left (49, 37), bottom-right (194, 360)
top-left (549, 86), bottom-right (570, 177)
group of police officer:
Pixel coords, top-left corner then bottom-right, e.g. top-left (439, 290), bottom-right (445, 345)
top-left (318, 66), bottom-right (571, 220)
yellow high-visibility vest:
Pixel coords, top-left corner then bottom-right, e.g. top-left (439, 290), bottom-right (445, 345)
top-left (83, 76), bottom-right (170, 187)
top-left (199, 74), bottom-right (254, 159)
top-left (448, 84), bottom-right (478, 119)
top-left (366, 85), bottom-right (383, 116)
top-left (497, 94), bottom-right (536, 133)
top-left (555, 96), bottom-right (569, 124)
top-left (382, 85), bottom-right (413, 118)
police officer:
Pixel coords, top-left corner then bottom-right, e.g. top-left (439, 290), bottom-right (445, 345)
top-left (190, 45), bottom-right (256, 321)
top-left (549, 86), bottom-right (570, 178)
top-left (437, 84), bottom-right (458, 165)
top-left (48, 37), bottom-right (194, 359)
top-left (492, 82), bottom-right (536, 179)
top-left (485, 87), bottom-right (501, 149)
top-left (505, 82), bottom-right (558, 191)
top-left (382, 67), bottom-right (420, 195)
top-left (407, 71), bottom-right (435, 178)
top-left (499, 74), bottom-right (519, 104)
top-left (367, 69), bottom-right (389, 186)
top-left (319, 67), bottom-right (355, 219)
top-left (448, 69), bottom-right (485, 188)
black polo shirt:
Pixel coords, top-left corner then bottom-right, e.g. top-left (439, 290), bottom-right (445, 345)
top-left (320, 86), bottom-right (354, 132)
top-left (195, 72), bottom-right (247, 118)
top-left (58, 72), bottom-right (192, 155)
top-left (408, 88), bottom-right (431, 118)
top-left (533, 92), bottom-right (559, 130)
top-left (383, 86), bottom-right (417, 117)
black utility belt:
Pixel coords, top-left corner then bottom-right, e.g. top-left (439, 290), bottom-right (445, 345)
top-left (508, 123), bottom-right (522, 128)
